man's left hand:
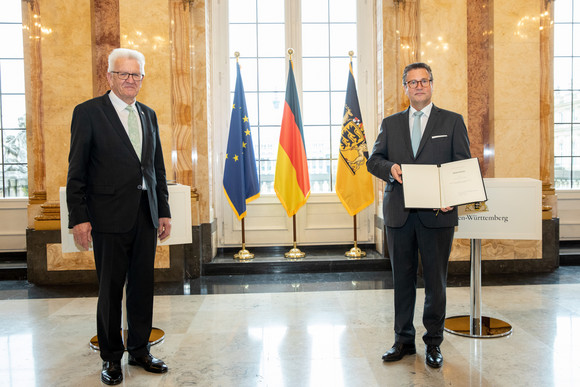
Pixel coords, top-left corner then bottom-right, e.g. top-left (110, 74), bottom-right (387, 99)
top-left (158, 217), bottom-right (172, 240)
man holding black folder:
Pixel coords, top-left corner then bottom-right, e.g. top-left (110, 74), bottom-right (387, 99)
top-left (367, 62), bottom-right (470, 368)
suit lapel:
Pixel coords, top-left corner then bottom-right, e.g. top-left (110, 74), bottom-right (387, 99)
top-left (101, 92), bottom-right (141, 162)
top-left (400, 108), bottom-right (414, 157)
top-left (415, 104), bottom-right (440, 158)
top-left (135, 102), bottom-right (150, 161)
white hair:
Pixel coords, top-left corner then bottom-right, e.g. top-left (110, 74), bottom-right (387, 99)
top-left (108, 48), bottom-right (146, 75)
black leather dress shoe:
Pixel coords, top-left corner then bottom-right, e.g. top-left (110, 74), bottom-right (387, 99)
top-left (425, 345), bottom-right (443, 368)
top-left (382, 342), bottom-right (416, 362)
top-left (128, 353), bottom-right (168, 373)
top-left (101, 360), bottom-right (123, 385)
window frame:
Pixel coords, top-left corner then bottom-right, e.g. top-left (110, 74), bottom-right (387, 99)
top-left (554, 0), bottom-right (580, 190)
top-left (0, 2), bottom-right (27, 199)
top-left (211, 0), bottom-right (377, 247)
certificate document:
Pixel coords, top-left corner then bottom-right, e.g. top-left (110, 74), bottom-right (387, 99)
top-left (401, 158), bottom-right (487, 208)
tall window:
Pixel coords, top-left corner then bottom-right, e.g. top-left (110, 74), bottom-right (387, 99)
top-left (301, 0), bottom-right (356, 193)
top-left (554, 0), bottom-right (580, 189)
top-left (0, 1), bottom-right (27, 198)
top-left (228, 0), bottom-right (357, 194)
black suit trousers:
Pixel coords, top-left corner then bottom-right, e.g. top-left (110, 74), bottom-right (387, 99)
top-left (386, 211), bottom-right (454, 346)
top-left (92, 191), bottom-right (157, 361)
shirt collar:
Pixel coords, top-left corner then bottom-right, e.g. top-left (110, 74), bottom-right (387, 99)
top-left (108, 90), bottom-right (136, 112)
top-left (410, 102), bottom-right (433, 118)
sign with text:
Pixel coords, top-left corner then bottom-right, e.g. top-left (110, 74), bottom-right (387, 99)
top-left (454, 178), bottom-right (541, 240)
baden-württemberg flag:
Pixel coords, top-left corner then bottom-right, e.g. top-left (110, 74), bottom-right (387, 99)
top-left (223, 62), bottom-right (260, 220)
top-left (274, 60), bottom-right (310, 217)
top-left (335, 60), bottom-right (374, 216)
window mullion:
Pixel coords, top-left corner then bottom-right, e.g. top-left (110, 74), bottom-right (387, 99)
top-left (285, 0), bottom-right (302, 100)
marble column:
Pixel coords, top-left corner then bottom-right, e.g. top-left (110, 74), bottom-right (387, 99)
top-left (170, 0), bottom-right (194, 188)
top-left (395, 0), bottom-right (419, 111)
top-left (22, 0), bottom-right (47, 227)
top-left (90, 0), bottom-right (120, 96)
top-left (540, 0), bottom-right (556, 218)
top-left (189, 0), bottom-right (216, 262)
top-left (467, 0), bottom-right (494, 177)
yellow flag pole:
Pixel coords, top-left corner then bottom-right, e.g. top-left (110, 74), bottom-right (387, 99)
top-left (345, 214), bottom-right (366, 259)
top-left (282, 47), bottom-right (305, 260)
top-left (234, 217), bottom-right (254, 260)
top-left (344, 49), bottom-right (365, 259)
top-left (285, 215), bottom-right (305, 259)
top-left (231, 50), bottom-right (254, 261)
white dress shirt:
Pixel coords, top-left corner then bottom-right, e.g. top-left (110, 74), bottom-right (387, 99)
top-left (108, 91), bottom-right (146, 189)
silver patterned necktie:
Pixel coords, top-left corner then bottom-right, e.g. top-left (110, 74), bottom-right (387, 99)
top-left (411, 110), bottom-right (423, 156)
top-left (125, 105), bottom-right (141, 160)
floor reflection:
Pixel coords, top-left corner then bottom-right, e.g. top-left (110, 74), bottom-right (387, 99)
top-left (308, 325), bottom-right (346, 386)
top-left (0, 334), bottom-right (35, 387)
top-left (249, 326), bottom-right (287, 385)
top-left (554, 316), bottom-right (580, 386)
top-left (1, 268), bottom-right (580, 386)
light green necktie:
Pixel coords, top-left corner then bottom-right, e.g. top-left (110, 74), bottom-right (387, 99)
top-left (125, 105), bottom-right (141, 160)
top-left (411, 110), bottom-right (423, 156)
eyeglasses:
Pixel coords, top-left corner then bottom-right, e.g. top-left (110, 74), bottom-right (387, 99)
top-left (404, 79), bottom-right (432, 89)
top-left (110, 71), bottom-right (144, 81)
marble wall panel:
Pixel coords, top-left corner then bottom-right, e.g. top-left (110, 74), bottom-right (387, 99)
top-left (43, 124), bottom-right (70, 199)
top-left (514, 240), bottom-right (542, 259)
top-left (482, 239), bottom-right (515, 260)
top-left (450, 238), bottom-right (541, 261)
top-left (493, 1), bottom-right (541, 181)
top-left (421, 0), bottom-right (467, 40)
top-left (494, 0), bottom-right (541, 43)
top-left (41, 0), bottom-right (92, 47)
top-left (450, 239), bottom-right (470, 261)
top-left (494, 119), bottom-right (541, 178)
top-left (423, 49), bottom-right (468, 118)
top-left (494, 43), bottom-right (541, 121)
top-left (46, 244), bottom-right (170, 271)
top-left (420, 0), bottom-right (468, 118)
top-left (41, 0), bottom-right (93, 202)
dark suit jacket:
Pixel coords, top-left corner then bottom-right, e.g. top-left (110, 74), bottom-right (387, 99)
top-left (367, 104), bottom-right (471, 229)
top-left (66, 91), bottom-right (170, 233)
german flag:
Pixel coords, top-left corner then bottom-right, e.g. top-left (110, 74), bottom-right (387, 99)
top-left (274, 60), bottom-right (310, 217)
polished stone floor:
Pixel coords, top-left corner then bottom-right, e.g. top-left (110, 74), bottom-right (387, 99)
top-left (1, 268), bottom-right (580, 386)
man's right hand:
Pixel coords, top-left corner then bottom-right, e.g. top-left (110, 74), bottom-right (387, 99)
top-left (391, 163), bottom-right (403, 184)
top-left (72, 222), bottom-right (92, 250)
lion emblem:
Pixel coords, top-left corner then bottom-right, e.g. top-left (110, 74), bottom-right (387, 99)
top-left (340, 105), bottom-right (369, 175)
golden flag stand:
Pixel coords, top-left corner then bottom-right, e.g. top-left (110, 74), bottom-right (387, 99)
top-left (345, 214), bottom-right (366, 259)
top-left (285, 214), bottom-right (305, 259)
top-left (234, 217), bottom-right (254, 260)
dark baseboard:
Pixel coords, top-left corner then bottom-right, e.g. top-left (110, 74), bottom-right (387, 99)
top-left (0, 251), bottom-right (27, 280)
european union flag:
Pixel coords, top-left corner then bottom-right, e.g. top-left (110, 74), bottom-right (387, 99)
top-left (223, 62), bottom-right (260, 220)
